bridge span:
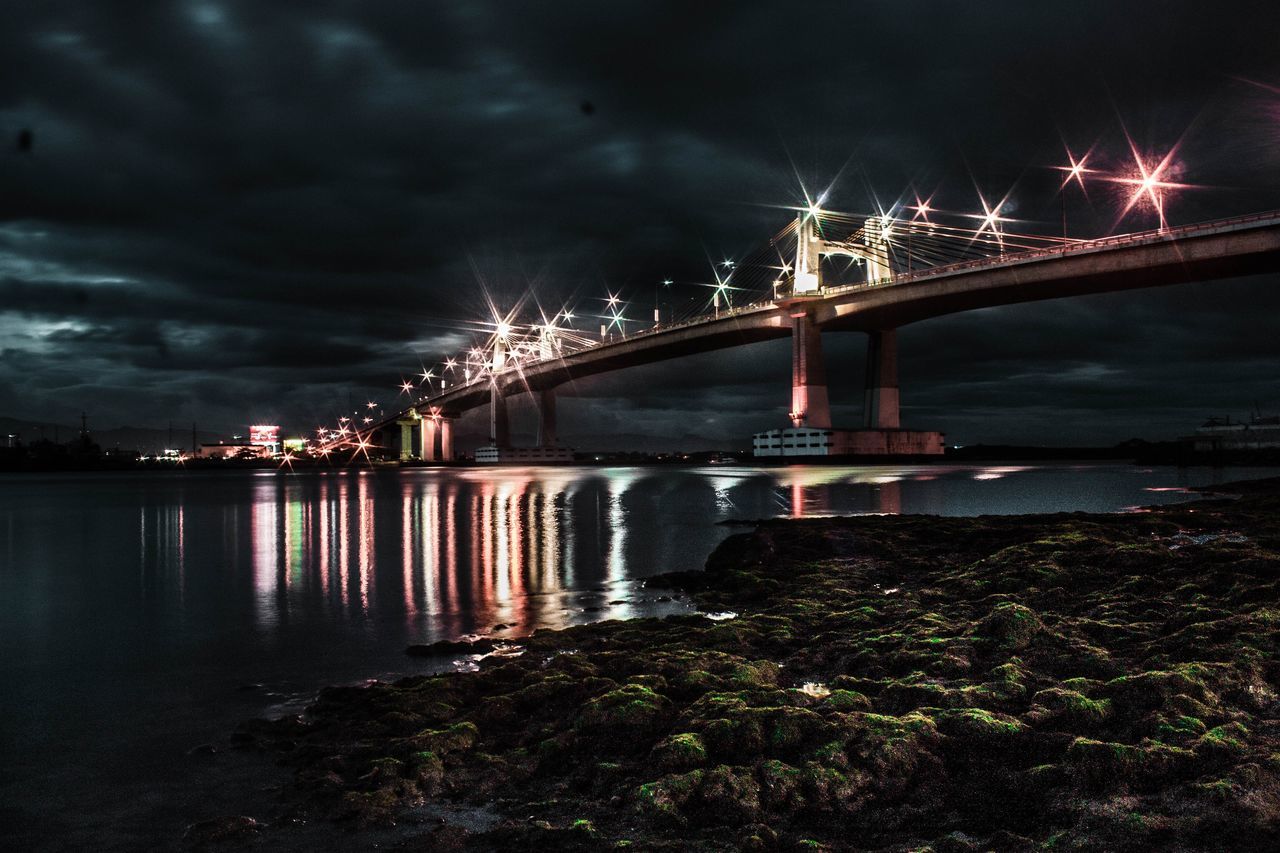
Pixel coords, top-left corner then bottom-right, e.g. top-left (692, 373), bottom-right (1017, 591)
top-left (348, 210), bottom-right (1280, 461)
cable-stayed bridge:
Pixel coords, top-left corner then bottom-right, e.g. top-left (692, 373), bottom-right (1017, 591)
top-left (321, 208), bottom-right (1280, 462)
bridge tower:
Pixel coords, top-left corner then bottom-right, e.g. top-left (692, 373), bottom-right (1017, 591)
top-left (792, 212), bottom-right (823, 294)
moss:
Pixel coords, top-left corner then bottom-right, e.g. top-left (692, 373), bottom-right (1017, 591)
top-left (1197, 722), bottom-right (1249, 756)
top-left (1030, 688), bottom-right (1112, 722)
top-left (636, 770), bottom-right (704, 825)
top-left (577, 684), bottom-right (672, 736)
top-left (652, 732), bottom-right (707, 772)
top-left (976, 603), bottom-right (1043, 650)
top-left (410, 721), bottom-right (478, 755)
top-left (936, 707), bottom-right (1025, 740)
top-left (824, 689), bottom-right (871, 711)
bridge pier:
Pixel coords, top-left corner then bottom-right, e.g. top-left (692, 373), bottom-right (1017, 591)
top-left (864, 330), bottom-right (900, 429)
top-left (536, 388), bottom-right (557, 447)
top-left (789, 308), bottom-right (831, 429)
top-left (419, 415), bottom-right (438, 462)
top-left (397, 418), bottom-right (417, 461)
top-left (440, 416), bottom-right (455, 461)
top-left (490, 386), bottom-right (510, 447)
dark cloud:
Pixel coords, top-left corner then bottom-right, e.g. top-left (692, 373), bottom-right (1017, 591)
top-left (2, 1), bottom-right (1280, 441)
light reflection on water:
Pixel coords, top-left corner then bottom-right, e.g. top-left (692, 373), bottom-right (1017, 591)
top-left (1, 462), bottom-right (1278, 850)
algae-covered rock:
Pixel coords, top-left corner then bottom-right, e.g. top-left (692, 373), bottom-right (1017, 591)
top-left (651, 732), bottom-right (707, 772)
top-left (976, 602), bottom-right (1043, 651)
top-left (576, 683), bottom-right (672, 739)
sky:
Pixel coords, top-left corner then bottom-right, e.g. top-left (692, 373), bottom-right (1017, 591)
top-left (2, 1), bottom-right (1280, 447)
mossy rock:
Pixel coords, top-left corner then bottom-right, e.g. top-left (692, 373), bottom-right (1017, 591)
top-left (1065, 737), bottom-right (1195, 787)
top-left (1195, 722), bottom-right (1250, 760)
top-left (824, 689), bottom-right (871, 711)
top-left (935, 708), bottom-right (1025, 743)
top-left (410, 721), bottom-right (479, 755)
top-left (636, 770), bottom-right (705, 826)
top-left (1029, 688), bottom-right (1112, 724)
top-left (576, 684), bottom-right (673, 738)
top-left (652, 732), bottom-right (708, 772)
top-left (757, 759), bottom-right (804, 813)
top-left (1103, 669), bottom-right (1212, 714)
top-left (700, 716), bottom-right (766, 759)
top-left (698, 764), bottom-right (762, 825)
top-left (976, 603), bottom-right (1042, 651)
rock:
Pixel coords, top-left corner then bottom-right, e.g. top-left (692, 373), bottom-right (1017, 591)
top-left (406, 638), bottom-right (498, 657)
top-left (182, 815), bottom-right (262, 842)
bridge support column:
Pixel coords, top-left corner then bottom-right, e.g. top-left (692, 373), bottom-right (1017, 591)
top-left (439, 416), bottom-right (455, 461)
top-left (536, 388), bottom-right (557, 447)
top-left (789, 309), bottom-right (831, 429)
top-left (864, 329), bottom-right (900, 429)
top-left (490, 386), bottom-right (510, 447)
top-left (419, 416), bottom-right (437, 462)
top-left (397, 419), bottom-right (416, 461)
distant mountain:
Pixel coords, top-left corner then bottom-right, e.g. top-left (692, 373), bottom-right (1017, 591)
top-left (1, 417), bottom-right (224, 454)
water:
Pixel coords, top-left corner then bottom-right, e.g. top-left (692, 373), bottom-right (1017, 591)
top-left (0, 462), bottom-right (1273, 849)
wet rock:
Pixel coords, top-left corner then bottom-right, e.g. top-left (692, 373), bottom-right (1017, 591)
top-left (183, 815), bottom-right (262, 842)
top-left (406, 638), bottom-right (498, 657)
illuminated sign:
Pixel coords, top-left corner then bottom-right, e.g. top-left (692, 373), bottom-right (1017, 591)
top-left (249, 425), bottom-right (280, 446)
top-left (282, 438), bottom-right (305, 452)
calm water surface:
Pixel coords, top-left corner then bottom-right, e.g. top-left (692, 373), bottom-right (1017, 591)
top-left (1, 462), bottom-right (1274, 849)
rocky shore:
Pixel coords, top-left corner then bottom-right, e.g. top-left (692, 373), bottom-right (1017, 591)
top-left (228, 481), bottom-right (1280, 850)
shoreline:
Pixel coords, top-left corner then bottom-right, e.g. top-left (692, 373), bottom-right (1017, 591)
top-left (220, 479), bottom-right (1280, 850)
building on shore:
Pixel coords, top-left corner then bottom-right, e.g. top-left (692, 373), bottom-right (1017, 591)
top-left (1185, 414), bottom-right (1280, 452)
top-left (197, 443), bottom-right (269, 459)
top-left (474, 444), bottom-right (575, 463)
top-left (752, 427), bottom-right (945, 458)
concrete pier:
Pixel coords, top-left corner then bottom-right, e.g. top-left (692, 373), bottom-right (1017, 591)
top-left (420, 416), bottom-right (437, 462)
top-left (864, 329), bottom-right (900, 429)
top-left (440, 416), bottom-right (454, 461)
top-left (537, 388), bottom-right (557, 447)
top-left (490, 387), bottom-right (509, 448)
top-left (789, 308), bottom-right (831, 429)
top-left (396, 418), bottom-right (416, 461)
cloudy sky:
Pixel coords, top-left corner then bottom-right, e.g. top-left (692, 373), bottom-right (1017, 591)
top-left (3, 1), bottom-right (1280, 447)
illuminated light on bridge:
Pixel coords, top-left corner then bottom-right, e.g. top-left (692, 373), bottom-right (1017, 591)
top-left (1055, 148), bottom-right (1097, 191)
top-left (1107, 147), bottom-right (1195, 231)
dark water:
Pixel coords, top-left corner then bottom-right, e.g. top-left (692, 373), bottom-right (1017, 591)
top-left (0, 462), bottom-right (1274, 849)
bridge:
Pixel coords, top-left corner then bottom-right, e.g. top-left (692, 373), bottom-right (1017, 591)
top-left (321, 208), bottom-right (1280, 462)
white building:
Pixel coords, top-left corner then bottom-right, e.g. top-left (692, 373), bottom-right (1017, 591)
top-left (474, 445), bottom-right (575, 464)
top-left (753, 428), bottom-right (945, 458)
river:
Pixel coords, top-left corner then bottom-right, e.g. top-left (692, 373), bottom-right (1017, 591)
top-left (1, 462), bottom-right (1273, 849)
